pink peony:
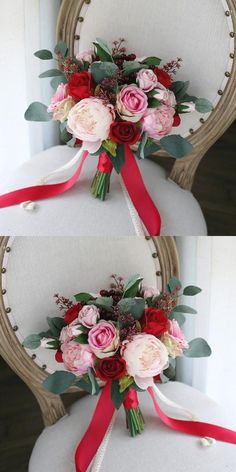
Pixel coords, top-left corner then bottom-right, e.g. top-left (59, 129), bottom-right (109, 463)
top-left (59, 324), bottom-right (84, 344)
top-left (142, 105), bottom-right (175, 139)
top-left (61, 340), bottom-right (94, 374)
top-left (76, 49), bottom-right (94, 64)
top-left (67, 97), bottom-right (115, 153)
top-left (137, 69), bottom-right (158, 92)
top-left (121, 333), bottom-right (169, 390)
top-left (117, 85), bottom-right (148, 123)
top-left (88, 321), bottom-right (119, 359)
top-left (161, 319), bottom-right (189, 358)
top-left (78, 304), bottom-right (100, 328)
top-left (48, 83), bottom-right (68, 112)
top-left (154, 87), bottom-right (177, 107)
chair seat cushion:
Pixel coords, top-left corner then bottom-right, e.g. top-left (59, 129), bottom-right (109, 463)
top-left (0, 146), bottom-right (207, 236)
top-left (29, 382), bottom-right (235, 472)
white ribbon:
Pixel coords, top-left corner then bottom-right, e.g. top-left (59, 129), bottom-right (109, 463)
top-left (90, 412), bottom-right (117, 472)
top-left (21, 147), bottom-right (84, 211)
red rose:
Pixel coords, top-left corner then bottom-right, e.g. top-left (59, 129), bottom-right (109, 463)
top-left (109, 121), bottom-right (141, 145)
top-left (95, 357), bottom-right (126, 381)
top-left (153, 68), bottom-right (172, 89)
top-left (173, 113), bottom-right (181, 127)
top-left (141, 308), bottom-right (168, 337)
top-left (67, 72), bottom-right (93, 101)
top-left (55, 350), bottom-right (63, 363)
top-left (64, 304), bottom-right (82, 325)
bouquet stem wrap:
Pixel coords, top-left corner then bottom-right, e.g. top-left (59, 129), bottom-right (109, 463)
top-left (91, 153), bottom-right (113, 201)
top-left (0, 146), bottom-right (161, 235)
top-left (123, 388), bottom-right (145, 436)
top-left (75, 383), bottom-right (236, 472)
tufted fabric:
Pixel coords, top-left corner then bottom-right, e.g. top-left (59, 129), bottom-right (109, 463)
top-left (76, 0), bottom-right (232, 138)
top-left (3, 236), bottom-right (159, 372)
top-left (0, 146), bottom-right (207, 236)
top-left (29, 381), bottom-right (236, 472)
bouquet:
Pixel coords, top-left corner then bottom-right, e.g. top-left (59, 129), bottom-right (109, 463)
top-left (0, 38), bottom-right (213, 234)
top-left (24, 274), bottom-right (211, 436)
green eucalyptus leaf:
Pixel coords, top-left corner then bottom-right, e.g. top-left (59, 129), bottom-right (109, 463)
top-left (142, 56), bottom-right (161, 66)
top-left (123, 274), bottom-right (143, 298)
top-left (148, 97), bottom-right (161, 108)
top-left (43, 371), bottom-right (76, 394)
top-left (160, 135), bottom-right (193, 159)
top-left (51, 75), bottom-right (67, 90)
top-left (94, 38), bottom-right (113, 62)
top-left (39, 69), bottom-right (64, 79)
top-left (168, 312), bottom-right (186, 326)
top-left (74, 292), bottom-right (94, 303)
top-left (170, 81), bottom-right (190, 101)
top-left (34, 49), bottom-right (53, 60)
top-left (172, 304), bottom-right (197, 314)
top-left (60, 128), bottom-right (73, 144)
top-left (54, 41), bottom-right (69, 57)
top-left (111, 380), bottom-right (127, 409)
top-left (136, 132), bottom-right (148, 159)
top-left (167, 276), bottom-right (182, 293)
top-left (108, 144), bottom-right (125, 173)
top-left (89, 297), bottom-right (113, 311)
top-left (74, 334), bottom-right (89, 344)
top-left (195, 98), bottom-right (213, 113)
top-left (24, 102), bottom-right (52, 122)
top-left (67, 137), bottom-right (76, 148)
top-left (184, 338), bottom-right (212, 358)
top-left (47, 317), bottom-right (67, 337)
top-left (123, 61), bottom-right (148, 75)
top-left (183, 285), bottom-right (202, 296)
top-left (118, 298), bottom-right (145, 320)
top-left (23, 334), bottom-right (42, 350)
top-left (136, 138), bottom-right (161, 159)
top-left (88, 368), bottom-right (100, 395)
top-left (91, 62), bottom-right (118, 83)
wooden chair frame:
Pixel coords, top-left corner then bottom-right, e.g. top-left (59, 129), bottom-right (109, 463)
top-left (0, 236), bottom-right (179, 426)
top-left (56, 0), bottom-right (236, 190)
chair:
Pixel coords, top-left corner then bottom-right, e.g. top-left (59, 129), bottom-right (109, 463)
top-left (0, 236), bottom-right (235, 471)
top-left (0, 0), bottom-right (235, 236)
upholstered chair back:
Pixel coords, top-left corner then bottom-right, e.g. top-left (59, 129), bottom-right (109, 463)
top-left (57, 0), bottom-right (236, 189)
top-left (0, 237), bottom-right (179, 424)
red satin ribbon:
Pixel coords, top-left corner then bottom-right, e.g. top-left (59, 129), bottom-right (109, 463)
top-left (123, 388), bottom-right (139, 410)
top-left (75, 385), bottom-right (236, 472)
top-left (0, 152), bottom-right (88, 208)
top-left (97, 152), bottom-right (113, 174)
top-left (148, 387), bottom-right (236, 444)
top-left (121, 145), bottom-right (161, 235)
top-left (74, 382), bottom-right (115, 472)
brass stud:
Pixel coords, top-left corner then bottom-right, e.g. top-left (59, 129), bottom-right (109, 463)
top-left (6, 307), bottom-right (11, 314)
top-left (230, 32), bottom-right (235, 38)
top-left (1, 268), bottom-right (6, 274)
top-left (13, 326), bottom-right (18, 332)
top-left (230, 53), bottom-right (234, 59)
top-left (200, 118), bottom-right (205, 124)
top-left (42, 364), bottom-right (47, 370)
top-left (74, 34), bottom-right (80, 40)
top-left (225, 71), bottom-right (230, 78)
top-left (218, 90), bottom-right (223, 96)
top-left (152, 252), bottom-right (158, 259)
top-left (5, 247), bottom-right (11, 253)
top-left (2, 289), bottom-right (6, 295)
top-left (189, 128), bottom-right (194, 134)
top-left (31, 354), bottom-right (36, 360)
top-left (156, 271), bottom-right (162, 277)
top-left (225, 10), bottom-right (231, 16)
top-left (78, 16), bottom-right (84, 22)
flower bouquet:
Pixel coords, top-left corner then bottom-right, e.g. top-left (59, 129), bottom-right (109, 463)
top-left (24, 273), bottom-right (220, 470)
top-left (0, 38), bottom-right (213, 233)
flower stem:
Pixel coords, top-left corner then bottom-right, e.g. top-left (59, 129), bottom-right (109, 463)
top-left (91, 171), bottom-right (111, 201)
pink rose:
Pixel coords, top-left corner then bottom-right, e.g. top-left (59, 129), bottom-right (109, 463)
top-left (59, 324), bottom-right (84, 344)
top-left (76, 49), bottom-right (95, 64)
top-left (78, 304), bottom-right (100, 328)
top-left (142, 286), bottom-right (160, 299)
top-left (48, 83), bottom-right (68, 112)
top-left (121, 333), bottom-right (169, 390)
top-left (142, 105), bottom-right (175, 139)
top-left (117, 85), bottom-right (148, 123)
top-left (67, 97), bottom-right (115, 153)
top-left (61, 341), bottom-right (94, 374)
top-left (88, 321), bottom-right (119, 359)
top-left (137, 69), bottom-right (158, 92)
top-left (161, 319), bottom-right (189, 358)
top-left (154, 88), bottom-right (176, 107)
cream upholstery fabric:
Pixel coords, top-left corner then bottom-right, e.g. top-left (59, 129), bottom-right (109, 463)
top-left (76, 0), bottom-right (233, 137)
top-left (3, 236), bottom-right (159, 372)
top-left (0, 146), bottom-right (207, 236)
top-left (29, 381), bottom-right (236, 472)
